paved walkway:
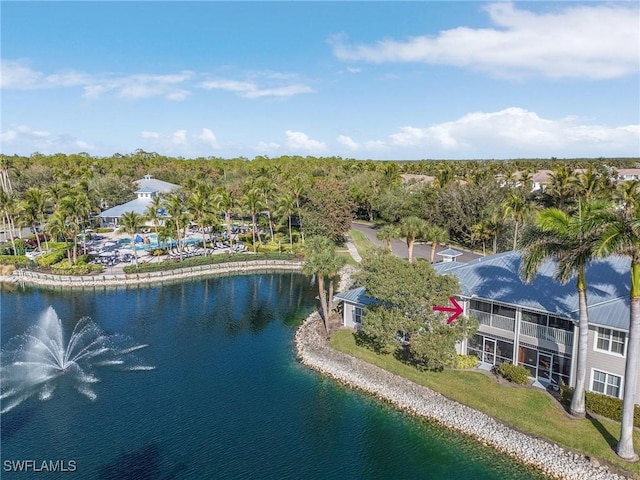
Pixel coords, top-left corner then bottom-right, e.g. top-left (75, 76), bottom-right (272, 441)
top-left (343, 233), bottom-right (362, 263)
top-left (350, 221), bottom-right (483, 264)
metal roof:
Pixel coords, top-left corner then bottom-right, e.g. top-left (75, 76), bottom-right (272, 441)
top-left (98, 198), bottom-right (152, 218)
top-left (434, 251), bottom-right (630, 329)
top-left (335, 286), bottom-right (378, 306)
top-left (437, 248), bottom-right (464, 258)
top-left (134, 176), bottom-right (180, 194)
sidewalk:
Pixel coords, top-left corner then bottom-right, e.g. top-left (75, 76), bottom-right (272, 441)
top-left (344, 234), bottom-right (362, 263)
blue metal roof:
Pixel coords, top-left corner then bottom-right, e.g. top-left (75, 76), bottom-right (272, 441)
top-left (434, 251), bottom-right (630, 329)
top-left (98, 198), bottom-right (152, 218)
top-left (335, 286), bottom-right (378, 306)
top-left (437, 248), bottom-right (464, 258)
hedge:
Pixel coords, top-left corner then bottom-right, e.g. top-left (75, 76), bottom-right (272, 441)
top-left (495, 362), bottom-right (530, 385)
top-left (560, 384), bottom-right (640, 427)
top-left (0, 255), bottom-right (31, 267)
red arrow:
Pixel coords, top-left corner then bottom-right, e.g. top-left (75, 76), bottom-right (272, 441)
top-left (433, 297), bottom-right (463, 324)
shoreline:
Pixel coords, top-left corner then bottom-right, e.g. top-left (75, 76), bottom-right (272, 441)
top-left (294, 311), bottom-right (630, 480)
top-left (2, 260), bottom-right (632, 478)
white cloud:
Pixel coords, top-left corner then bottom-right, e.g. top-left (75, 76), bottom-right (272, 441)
top-left (337, 135), bottom-right (360, 150)
top-left (201, 74), bottom-right (314, 98)
top-left (331, 2), bottom-right (640, 79)
top-left (0, 125), bottom-right (95, 154)
top-left (0, 60), bottom-right (91, 89)
top-left (284, 130), bottom-right (326, 153)
top-left (139, 128), bottom-right (220, 154)
top-left (388, 107), bottom-right (640, 158)
top-left (252, 141), bottom-right (281, 152)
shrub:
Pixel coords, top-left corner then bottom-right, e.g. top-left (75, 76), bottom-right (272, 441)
top-left (50, 259), bottom-right (100, 275)
top-left (560, 385), bottom-right (640, 427)
top-left (0, 255), bottom-right (31, 267)
top-left (455, 354), bottom-right (479, 369)
top-left (36, 249), bottom-right (67, 267)
top-left (495, 362), bottom-right (529, 385)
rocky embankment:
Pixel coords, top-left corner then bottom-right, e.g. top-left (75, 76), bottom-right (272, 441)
top-left (294, 312), bottom-right (631, 480)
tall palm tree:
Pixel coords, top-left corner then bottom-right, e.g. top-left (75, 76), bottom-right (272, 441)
top-left (20, 187), bottom-right (50, 253)
top-left (162, 192), bottom-right (187, 253)
top-left (595, 208), bottom-right (640, 461)
top-left (302, 236), bottom-right (345, 332)
top-left (46, 210), bottom-right (74, 260)
top-left (376, 224), bottom-right (400, 251)
top-left (400, 216), bottom-right (429, 263)
top-left (58, 193), bottom-right (92, 264)
top-left (286, 175), bottom-right (306, 243)
top-left (486, 212), bottom-right (506, 255)
top-left (255, 176), bottom-right (276, 241)
top-left (547, 165), bottom-right (577, 211)
top-left (426, 224), bottom-right (449, 263)
top-left (502, 190), bottom-right (533, 250)
top-left (471, 221), bottom-right (492, 256)
top-left (187, 188), bottom-right (215, 255)
top-left (144, 194), bottom-right (164, 234)
top-left (276, 193), bottom-right (297, 248)
top-left (0, 189), bottom-right (18, 255)
top-left (118, 211), bottom-right (144, 267)
top-left (215, 187), bottom-right (237, 245)
top-left (519, 200), bottom-right (607, 418)
top-left (615, 180), bottom-right (640, 217)
top-left (242, 188), bottom-right (265, 252)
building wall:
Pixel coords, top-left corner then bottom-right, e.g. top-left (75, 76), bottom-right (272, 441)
top-left (342, 302), bottom-right (359, 329)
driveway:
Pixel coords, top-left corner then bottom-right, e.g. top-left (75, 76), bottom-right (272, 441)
top-left (350, 221), bottom-right (483, 264)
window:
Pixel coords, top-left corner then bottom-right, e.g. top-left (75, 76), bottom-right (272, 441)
top-left (522, 310), bottom-right (547, 326)
top-left (493, 304), bottom-right (516, 319)
top-left (595, 327), bottom-right (626, 355)
top-left (592, 370), bottom-right (622, 398)
top-left (353, 306), bottom-right (363, 325)
top-left (470, 300), bottom-right (491, 313)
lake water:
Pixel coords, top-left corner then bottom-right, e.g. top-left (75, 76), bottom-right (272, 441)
top-left (0, 273), bottom-right (547, 479)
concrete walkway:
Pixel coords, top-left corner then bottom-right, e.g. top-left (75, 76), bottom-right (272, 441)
top-left (343, 233), bottom-right (362, 263)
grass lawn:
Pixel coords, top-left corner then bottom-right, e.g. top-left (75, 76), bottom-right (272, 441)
top-left (331, 329), bottom-right (640, 478)
top-left (348, 228), bottom-right (377, 258)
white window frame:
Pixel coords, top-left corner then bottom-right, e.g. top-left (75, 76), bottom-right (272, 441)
top-left (590, 368), bottom-right (623, 398)
top-left (353, 306), bottom-right (363, 325)
top-left (594, 327), bottom-right (626, 356)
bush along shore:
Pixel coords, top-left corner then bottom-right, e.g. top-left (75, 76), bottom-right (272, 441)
top-left (294, 311), bottom-right (630, 480)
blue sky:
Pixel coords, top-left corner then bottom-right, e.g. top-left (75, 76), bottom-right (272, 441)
top-left (2, 1), bottom-right (639, 160)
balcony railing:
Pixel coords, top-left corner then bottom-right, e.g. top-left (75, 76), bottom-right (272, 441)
top-left (520, 321), bottom-right (573, 347)
top-left (469, 309), bottom-right (515, 332)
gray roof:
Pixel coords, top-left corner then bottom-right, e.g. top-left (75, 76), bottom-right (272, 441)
top-left (134, 176), bottom-right (180, 194)
top-left (98, 198), bottom-right (152, 218)
top-left (335, 286), bottom-right (378, 306)
top-left (434, 251), bottom-right (630, 330)
top-left (437, 248), bottom-right (464, 258)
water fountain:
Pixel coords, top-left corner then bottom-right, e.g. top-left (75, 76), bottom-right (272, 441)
top-left (0, 306), bottom-right (153, 414)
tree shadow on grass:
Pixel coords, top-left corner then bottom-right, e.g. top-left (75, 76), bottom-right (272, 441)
top-left (587, 413), bottom-right (618, 450)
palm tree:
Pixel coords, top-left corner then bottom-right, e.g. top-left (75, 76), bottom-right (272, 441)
top-left (276, 193), bottom-right (297, 248)
top-left (486, 212), bottom-right (506, 254)
top-left (144, 195), bottom-right (164, 234)
top-left (502, 191), bottom-right (533, 250)
top-left (255, 176), bottom-right (276, 241)
top-left (400, 216), bottom-right (429, 263)
top-left (286, 175), bottom-right (306, 243)
top-left (215, 188), bottom-right (237, 245)
top-left (302, 236), bottom-right (346, 332)
top-left (46, 210), bottom-right (74, 260)
top-left (242, 188), bottom-right (265, 252)
top-left (426, 224), bottom-right (449, 263)
top-left (0, 189), bottom-right (18, 255)
top-left (615, 180), bottom-right (640, 217)
top-left (187, 188), bottom-right (215, 255)
top-left (471, 221), bottom-right (492, 256)
top-left (58, 193), bottom-right (92, 264)
top-left (594, 208), bottom-right (640, 461)
top-left (118, 211), bottom-right (144, 267)
top-left (547, 165), bottom-right (577, 210)
top-left (376, 224), bottom-right (400, 251)
top-left (162, 192), bottom-right (187, 253)
top-left (20, 188), bottom-right (50, 253)
top-left (519, 200), bottom-right (607, 419)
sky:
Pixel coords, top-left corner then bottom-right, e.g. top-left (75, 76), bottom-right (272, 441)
top-left (1, 1), bottom-right (639, 160)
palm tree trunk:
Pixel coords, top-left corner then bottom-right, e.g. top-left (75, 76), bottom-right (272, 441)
top-left (226, 211), bottom-right (233, 245)
top-left (317, 274), bottom-right (329, 332)
top-left (386, 239), bottom-right (392, 250)
top-left (251, 213), bottom-right (257, 252)
top-left (570, 281), bottom-right (588, 417)
top-left (295, 199), bottom-right (304, 243)
top-left (617, 263), bottom-right (640, 460)
top-left (493, 234), bottom-right (498, 254)
top-left (430, 242), bottom-right (437, 263)
top-left (328, 276), bottom-right (335, 315)
top-left (288, 215), bottom-right (293, 247)
top-left (407, 238), bottom-right (415, 263)
top-left (513, 221), bottom-right (520, 250)
top-left (34, 223), bottom-right (42, 252)
top-left (131, 233), bottom-right (139, 267)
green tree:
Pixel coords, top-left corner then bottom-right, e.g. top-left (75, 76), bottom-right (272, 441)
top-left (242, 188), bottom-right (265, 252)
top-left (276, 193), bottom-right (297, 248)
top-left (356, 249), bottom-right (476, 370)
top-left (162, 192), bottom-right (188, 253)
top-left (426, 224), bottom-right (449, 263)
top-left (58, 193), bottom-right (92, 264)
top-left (519, 200), bottom-right (607, 418)
top-left (118, 211), bottom-right (144, 267)
top-left (144, 195), bottom-right (164, 234)
top-left (0, 189), bottom-right (18, 254)
top-left (302, 236), bottom-right (346, 332)
top-left (20, 187), bottom-right (50, 252)
top-left (400, 216), bottom-right (429, 263)
top-left (187, 187), bottom-right (216, 255)
top-left (595, 208), bottom-right (640, 461)
top-left (215, 187), bottom-right (237, 245)
top-left (502, 190), bottom-right (533, 250)
top-left (376, 224), bottom-right (400, 251)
